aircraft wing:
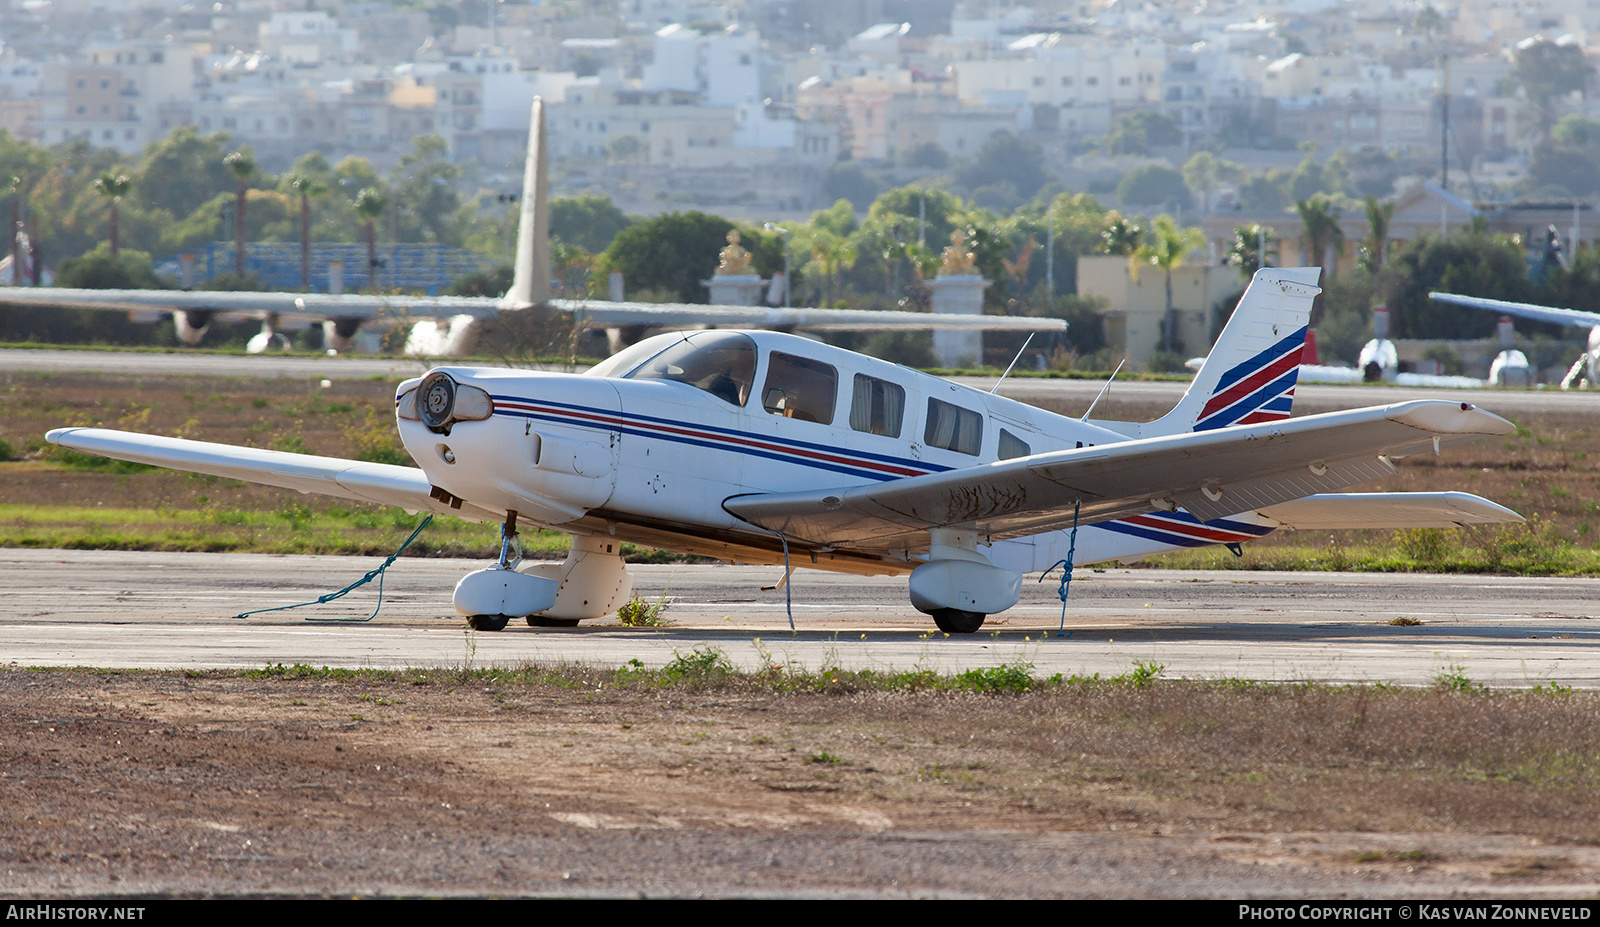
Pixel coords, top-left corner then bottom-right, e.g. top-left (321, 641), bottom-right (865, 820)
top-left (1429, 292), bottom-right (1600, 330)
top-left (723, 400), bottom-right (1514, 550)
top-left (1257, 492), bottom-right (1522, 528)
top-left (547, 299), bottom-right (1067, 332)
top-left (1, 287), bottom-right (1065, 333)
top-left (0, 287), bottom-right (499, 323)
top-left (44, 427), bottom-right (498, 520)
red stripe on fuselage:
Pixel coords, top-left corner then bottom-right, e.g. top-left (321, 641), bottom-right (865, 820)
top-left (1120, 513), bottom-right (1260, 543)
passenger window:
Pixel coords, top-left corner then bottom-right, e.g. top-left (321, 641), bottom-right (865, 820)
top-left (849, 373), bottom-right (905, 437)
top-left (999, 428), bottom-right (1031, 460)
top-left (762, 352), bottom-right (838, 424)
top-left (623, 331), bottom-right (756, 406)
top-left (925, 398), bottom-right (982, 455)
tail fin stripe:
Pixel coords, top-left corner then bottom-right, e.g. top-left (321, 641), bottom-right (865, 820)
top-left (1213, 326), bottom-right (1309, 393)
top-left (1195, 368), bottom-right (1299, 431)
top-left (1199, 347), bottom-right (1303, 419)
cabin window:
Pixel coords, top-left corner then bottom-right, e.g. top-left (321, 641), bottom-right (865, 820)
top-left (620, 331), bottom-right (757, 406)
top-left (762, 352), bottom-right (837, 424)
top-left (849, 373), bottom-right (904, 437)
top-left (999, 428), bottom-right (1031, 460)
top-left (925, 398), bottom-right (982, 456)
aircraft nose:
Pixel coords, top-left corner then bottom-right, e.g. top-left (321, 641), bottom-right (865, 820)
top-left (400, 371), bottom-right (494, 434)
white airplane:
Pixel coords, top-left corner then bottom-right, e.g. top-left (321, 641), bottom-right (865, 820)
top-left (1297, 305), bottom-right (1487, 389)
top-left (46, 266), bottom-right (1521, 633)
top-left (1430, 292), bottom-right (1596, 388)
top-left (0, 98), bottom-right (1063, 356)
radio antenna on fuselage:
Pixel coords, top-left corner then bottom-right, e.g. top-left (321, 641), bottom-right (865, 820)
top-left (1079, 359), bottom-right (1125, 422)
top-left (989, 333), bottom-right (1035, 394)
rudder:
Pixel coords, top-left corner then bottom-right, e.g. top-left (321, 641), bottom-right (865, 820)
top-left (1138, 266), bottom-right (1321, 437)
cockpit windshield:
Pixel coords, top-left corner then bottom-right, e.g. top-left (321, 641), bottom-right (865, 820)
top-left (584, 335), bottom-right (678, 379)
top-left (621, 331), bottom-right (758, 407)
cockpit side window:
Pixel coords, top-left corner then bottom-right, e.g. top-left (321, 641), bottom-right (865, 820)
top-left (622, 331), bottom-right (757, 406)
top-left (925, 398), bottom-right (982, 455)
top-left (849, 373), bottom-right (905, 437)
top-left (761, 351), bottom-right (838, 424)
top-left (998, 428), bottom-right (1032, 460)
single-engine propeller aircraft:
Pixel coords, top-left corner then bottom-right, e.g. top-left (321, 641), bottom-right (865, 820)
top-left (1430, 291), bottom-right (1600, 389)
top-left (0, 98), bottom-right (1063, 357)
top-left (47, 266), bottom-right (1522, 632)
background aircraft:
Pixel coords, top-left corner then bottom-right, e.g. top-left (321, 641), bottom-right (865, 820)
top-left (1296, 306), bottom-right (1489, 389)
top-left (1430, 291), bottom-right (1599, 389)
top-left (46, 266), bottom-right (1518, 633)
top-left (0, 99), bottom-right (1063, 357)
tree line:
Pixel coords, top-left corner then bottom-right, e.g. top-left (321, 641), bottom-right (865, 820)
top-left (0, 124), bottom-right (1589, 370)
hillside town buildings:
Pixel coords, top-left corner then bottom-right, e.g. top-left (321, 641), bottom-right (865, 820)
top-left (0, 0), bottom-right (1588, 211)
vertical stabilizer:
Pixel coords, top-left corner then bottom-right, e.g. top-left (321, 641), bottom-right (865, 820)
top-left (1126, 267), bottom-right (1321, 437)
top-left (504, 97), bottom-right (551, 308)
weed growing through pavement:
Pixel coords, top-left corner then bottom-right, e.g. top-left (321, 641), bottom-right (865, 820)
top-left (461, 627), bottom-right (478, 680)
top-left (1127, 659), bottom-right (1166, 688)
top-left (1432, 661), bottom-right (1480, 692)
top-left (615, 584), bottom-right (672, 627)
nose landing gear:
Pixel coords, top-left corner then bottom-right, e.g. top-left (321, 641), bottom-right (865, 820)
top-left (454, 511), bottom-right (559, 629)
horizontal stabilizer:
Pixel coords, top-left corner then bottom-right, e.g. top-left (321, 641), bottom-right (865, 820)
top-left (1257, 492), bottom-right (1523, 529)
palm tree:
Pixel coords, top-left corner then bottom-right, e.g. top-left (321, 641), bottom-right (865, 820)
top-left (224, 150), bottom-right (255, 274)
top-left (1099, 211), bottom-right (1143, 255)
top-left (92, 172), bottom-right (131, 257)
top-left (1225, 224), bottom-right (1277, 280)
top-left (1295, 194), bottom-right (1345, 279)
top-left (354, 186), bottom-right (386, 291)
top-left (1360, 194), bottom-right (1395, 273)
top-left (288, 173), bottom-right (325, 289)
top-left (1128, 215), bottom-right (1206, 354)
top-left (799, 228), bottom-right (857, 306)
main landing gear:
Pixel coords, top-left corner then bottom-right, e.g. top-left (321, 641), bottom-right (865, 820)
top-left (930, 608), bottom-right (986, 634)
top-left (910, 529), bottom-right (1021, 635)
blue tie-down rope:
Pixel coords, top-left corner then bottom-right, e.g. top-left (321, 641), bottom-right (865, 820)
top-left (1037, 501), bottom-right (1081, 638)
top-left (232, 514), bottom-right (433, 623)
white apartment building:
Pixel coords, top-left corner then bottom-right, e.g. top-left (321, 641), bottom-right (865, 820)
top-left (257, 10), bottom-right (360, 67)
top-left (34, 41), bottom-right (197, 153)
top-left (641, 23), bottom-right (762, 107)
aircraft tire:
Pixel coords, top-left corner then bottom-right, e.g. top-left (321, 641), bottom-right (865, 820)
top-left (466, 614), bottom-right (510, 632)
top-left (525, 615), bottom-right (581, 628)
top-left (931, 608), bottom-right (985, 634)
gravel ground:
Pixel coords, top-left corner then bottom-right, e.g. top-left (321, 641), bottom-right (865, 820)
top-left (3, 670), bottom-right (1598, 899)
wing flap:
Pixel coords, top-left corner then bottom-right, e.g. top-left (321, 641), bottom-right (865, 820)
top-left (1257, 492), bottom-right (1523, 529)
top-left (723, 400), bottom-right (1514, 549)
top-left (45, 427), bottom-right (464, 515)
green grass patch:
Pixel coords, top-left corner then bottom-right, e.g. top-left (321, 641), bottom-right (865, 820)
top-left (0, 502), bottom-right (710, 561)
top-left (1147, 519), bottom-right (1600, 576)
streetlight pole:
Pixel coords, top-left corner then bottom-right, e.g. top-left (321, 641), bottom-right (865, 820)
top-left (764, 222), bottom-right (791, 307)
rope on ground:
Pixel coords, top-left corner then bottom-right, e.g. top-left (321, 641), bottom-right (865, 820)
top-left (232, 514), bottom-right (433, 623)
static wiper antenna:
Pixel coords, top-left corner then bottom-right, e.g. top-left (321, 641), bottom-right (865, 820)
top-left (1079, 359), bottom-right (1125, 422)
top-left (990, 333), bottom-right (1035, 394)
